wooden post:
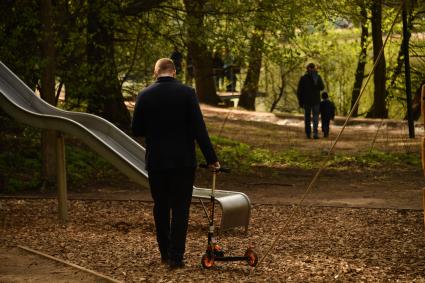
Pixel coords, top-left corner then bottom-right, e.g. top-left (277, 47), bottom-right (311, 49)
top-left (56, 133), bottom-right (68, 223)
top-left (421, 84), bottom-right (425, 121)
top-left (421, 85), bottom-right (425, 176)
top-left (422, 85), bottom-right (425, 227)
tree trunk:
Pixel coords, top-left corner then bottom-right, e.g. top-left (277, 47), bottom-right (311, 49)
top-left (270, 69), bottom-right (285, 113)
top-left (367, 0), bottom-right (387, 118)
top-left (55, 2), bottom-right (84, 109)
top-left (184, 0), bottom-right (220, 105)
top-left (388, 28), bottom-right (411, 93)
top-left (40, 0), bottom-right (57, 188)
top-left (86, 1), bottom-right (130, 129)
top-left (239, 31), bottom-right (264, 111)
top-left (389, 2), bottom-right (413, 116)
top-left (350, 2), bottom-right (368, 117)
top-left (409, 80), bottom-right (425, 120)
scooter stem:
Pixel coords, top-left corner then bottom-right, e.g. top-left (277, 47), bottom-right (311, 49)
top-left (212, 170), bottom-right (216, 197)
top-left (208, 170), bottom-right (217, 244)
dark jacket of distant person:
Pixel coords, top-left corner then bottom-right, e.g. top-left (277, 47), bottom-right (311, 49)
top-left (297, 69), bottom-right (325, 107)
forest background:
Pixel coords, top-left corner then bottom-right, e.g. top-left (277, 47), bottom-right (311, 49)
top-left (0, 0), bottom-right (425, 190)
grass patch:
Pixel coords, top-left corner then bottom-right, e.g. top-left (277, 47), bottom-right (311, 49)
top-left (199, 136), bottom-right (315, 172)
top-left (329, 150), bottom-right (421, 169)
top-left (200, 136), bottom-right (421, 173)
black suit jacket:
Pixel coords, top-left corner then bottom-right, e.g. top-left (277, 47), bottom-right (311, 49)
top-left (132, 76), bottom-right (218, 171)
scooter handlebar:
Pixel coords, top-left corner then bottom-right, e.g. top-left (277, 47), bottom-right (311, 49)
top-left (199, 164), bottom-right (231, 173)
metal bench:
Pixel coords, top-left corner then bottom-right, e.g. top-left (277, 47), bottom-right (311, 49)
top-left (193, 187), bottom-right (251, 233)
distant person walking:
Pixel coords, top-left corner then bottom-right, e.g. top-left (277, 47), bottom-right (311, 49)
top-left (319, 91), bottom-right (335, 138)
top-left (212, 51), bottom-right (224, 91)
top-left (223, 49), bottom-right (238, 92)
top-left (132, 58), bottom-right (220, 268)
top-left (297, 63), bottom-right (325, 139)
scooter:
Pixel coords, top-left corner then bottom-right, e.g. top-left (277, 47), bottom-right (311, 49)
top-left (199, 165), bottom-right (258, 269)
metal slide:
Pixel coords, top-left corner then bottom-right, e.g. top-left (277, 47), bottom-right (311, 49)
top-left (0, 62), bottom-right (251, 231)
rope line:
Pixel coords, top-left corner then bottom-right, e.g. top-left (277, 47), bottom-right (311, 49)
top-left (369, 118), bottom-right (386, 152)
top-left (253, 1), bottom-right (404, 271)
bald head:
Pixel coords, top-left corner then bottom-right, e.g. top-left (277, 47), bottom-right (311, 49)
top-left (154, 58), bottom-right (176, 78)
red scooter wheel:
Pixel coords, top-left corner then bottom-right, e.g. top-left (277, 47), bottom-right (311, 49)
top-left (201, 253), bottom-right (214, 269)
top-left (244, 248), bottom-right (258, 267)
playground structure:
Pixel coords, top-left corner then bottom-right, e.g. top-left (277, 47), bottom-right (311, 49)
top-left (0, 61), bottom-right (251, 232)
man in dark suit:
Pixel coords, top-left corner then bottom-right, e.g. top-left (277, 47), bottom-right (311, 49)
top-left (297, 63), bottom-right (325, 139)
top-left (132, 58), bottom-right (220, 268)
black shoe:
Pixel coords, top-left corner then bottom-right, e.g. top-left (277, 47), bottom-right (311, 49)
top-left (161, 257), bottom-right (168, 264)
top-left (313, 135), bottom-right (319, 139)
top-left (168, 259), bottom-right (185, 269)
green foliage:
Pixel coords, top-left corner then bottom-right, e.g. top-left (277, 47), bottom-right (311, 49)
top-left (0, 122), bottom-right (42, 193)
top-left (1, 0), bottom-right (424, 190)
top-left (201, 136), bottom-right (317, 172)
top-left (213, 137), bottom-right (253, 171)
top-left (0, 1), bottom-right (41, 88)
top-left (1, 0), bottom-right (424, 120)
top-left (0, 142), bottom-right (119, 193)
top-left (65, 144), bottom-right (117, 186)
top-left (195, 136), bottom-right (251, 170)
top-left (199, 135), bottom-right (420, 173)
top-left (326, 149), bottom-right (421, 170)
top-left (336, 150), bottom-right (420, 167)
top-left (0, 116), bottom-right (118, 192)
top-left (0, 151), bottom-right (42, 193)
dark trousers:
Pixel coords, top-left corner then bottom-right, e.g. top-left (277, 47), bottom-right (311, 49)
top-left (303, 104), bottom-right (320, 138)
top-left (321, 118), bottom-right (330, 137)
top-left (148, 168), bottom-right (195, 262)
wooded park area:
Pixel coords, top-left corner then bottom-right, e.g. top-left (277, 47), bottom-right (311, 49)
top-left (1, 0), bottom-right (425, 282)
top-left (2, 0), bottom-right (424, 189)
top-left (1, 0), bottom-right (425, 122)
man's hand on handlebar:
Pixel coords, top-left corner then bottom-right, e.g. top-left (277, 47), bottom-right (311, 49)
top-left (208, 161), bottom-right (221, 172)
top-left (199, 162), bottom-right (229, 173)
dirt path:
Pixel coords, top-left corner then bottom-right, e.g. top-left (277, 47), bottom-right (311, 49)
top-left (3, 163), bottom-right (423, 210)
top-left (198, 106), bottom-right (425, 210)
top-left (201, 105), bottom-right (423, 154)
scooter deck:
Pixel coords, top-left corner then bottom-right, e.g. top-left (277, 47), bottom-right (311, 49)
top-left (212, 256), bottom-right (250, 262)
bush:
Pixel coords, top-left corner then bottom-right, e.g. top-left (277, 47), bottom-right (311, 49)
top-left (0, 118), bottom-right (118, 192)
top-left (65, 144), bottom-right (117, 186)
